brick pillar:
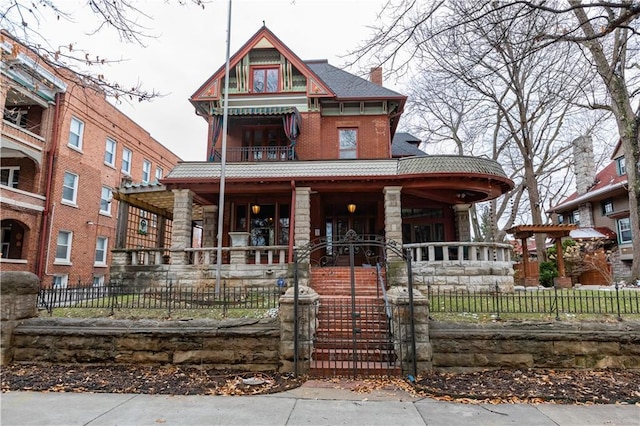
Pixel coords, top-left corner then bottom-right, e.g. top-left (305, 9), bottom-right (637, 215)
top-left (1, 272), bottom-right (40, 365)
top-left (202, 205), bottom-right (218, 247)
top-left (383, 186), bottom-right (403, 260)
top-left (170, 189), bottom-right (194, 266)
top-left (279, 286), bottom-right (319, 374)
top-left (452, 203), bottom-right (472, 242)
top-left (386, 286), bottom-right (432, 375)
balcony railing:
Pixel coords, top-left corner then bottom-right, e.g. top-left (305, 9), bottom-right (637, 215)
top-left (403, 241), bottom-right (513, 263)
top-left (213, 146), bottom-right (294, 162)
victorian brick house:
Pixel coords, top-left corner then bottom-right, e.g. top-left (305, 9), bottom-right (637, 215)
top-left (0, 31), bottom-right (181, 286)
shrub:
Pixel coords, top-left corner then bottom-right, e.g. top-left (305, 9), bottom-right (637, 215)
top-left (539, 261), bottom-right (558, 288)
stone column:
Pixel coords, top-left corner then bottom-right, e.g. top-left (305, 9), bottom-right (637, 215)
top-left (386, 286), bottom-right (432, 375)
top-left (1, 272), bottom-right (40, 365)
top-left (294, 187), bottom-right (311, 249)
top-left (279, 286), bottom-right (319, 374)
top-left (170, 189), bottom-right (194, 266)
top-left (452, 203), bottom-right (472, 242)
top-left (383, 186), bottom-right (403, 261)
top-left (202, 205), bottom-right (218, 247)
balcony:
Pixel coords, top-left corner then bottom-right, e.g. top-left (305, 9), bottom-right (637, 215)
top-left (212, 146), bottom-right (294, 163)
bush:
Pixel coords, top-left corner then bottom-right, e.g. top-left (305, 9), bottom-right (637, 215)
top-left (539, 261), bottom-right (558, 288)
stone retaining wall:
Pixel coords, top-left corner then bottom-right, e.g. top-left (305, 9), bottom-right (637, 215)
top-left (430, 321), bottom-right (640, 371)
top-left (12, 317), bottom-right (281, 371)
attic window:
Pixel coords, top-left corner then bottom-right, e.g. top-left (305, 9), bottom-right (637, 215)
top-left (252, 67), bottom-right (279, 93)
top-left (616, 157), bottom-right (626, 176)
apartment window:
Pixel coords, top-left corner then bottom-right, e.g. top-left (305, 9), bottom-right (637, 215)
top-left (617, 217), bottom-right (632, 244)
top-left (93, 275), bottom-right (105, 287)
top-left (122, 147), bottom-right (132, 174)
top-left (62, 171), bottom-right (78, 204)
top-left (52, 275), bottom-right (68, 289)
top-left (569, 210), bottom-right (580, 225)
top-left (68, 117), bottom-right (84, 150)
top-left (0, 167), bottom-right (20, 188)
top-left (95, 236), bottom-right (108, 265)
top-left (55, 230), bottom-right (72, 263)
top-left (339, 129), bottom-right (357, 159)
top-left (100, 187), bottom-right (112, 215)
top-left (155, 167), bottom-right (163, 182)
top-left (252, 67), bottom-right (279, 93)
top-left (104, 138), bottom-right (116, 166)
top-left (142, 160), bottom-right (151, 183)
top-left (616, 157), bottom-right (626, 176)
top-left (601, 200), bottom-right (614, 215)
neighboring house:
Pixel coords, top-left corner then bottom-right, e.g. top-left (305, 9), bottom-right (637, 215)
top-left (548, 136), bottom-right (633, 282)
top-left (110, 26), bottom-right (515, 292)
top-left (0, 31), bottom-right (181, 287)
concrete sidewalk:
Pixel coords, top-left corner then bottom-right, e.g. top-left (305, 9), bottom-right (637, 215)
top-left (2, 381), bottom-right (638, 426)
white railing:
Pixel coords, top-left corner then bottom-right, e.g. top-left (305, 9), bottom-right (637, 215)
top-left (403, 241), bottom-right (512, 263)
top-left (128, 248), bottom-right (168, 266)
top-left (186, 246), bottom-right (289, 266)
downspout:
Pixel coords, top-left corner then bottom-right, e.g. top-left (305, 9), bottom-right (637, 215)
top-left (288, 180), bottom-right (296, 263)
top-left (36, 92), bottom-right (63, 279)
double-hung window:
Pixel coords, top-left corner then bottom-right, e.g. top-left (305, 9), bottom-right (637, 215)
top-left (68, 117), bottom-right (84, 150)
top-left (155, 167), bottom-right (163, 182)
top-left (122, 148), bottom-right (132, 174)
top-left (100, 187), bottom-right (112, 215)
top-left (339, 129), bottom-right (357, 159)
top-left (62, 171), bottom-right (78, 204)
top-left (95, 236), bottom-right (108, 265)
top-left (53, 275), bottom-right (68, 289)
top-left (55, 230), bottom-right (72, 263)
top-left (105, 138), bottom-right (116, 166)
top-left (142, 160), bottom-right (151, 183)
top-left (616, 157), bottom-right (626, 176)
top-left (618, 218), bottom-right (632, 244)
top-left (0, 167), bottom-right (20, 188)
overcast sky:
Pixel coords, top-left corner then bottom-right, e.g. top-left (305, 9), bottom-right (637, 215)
top-left (33, 0), bottom-right (392, 161)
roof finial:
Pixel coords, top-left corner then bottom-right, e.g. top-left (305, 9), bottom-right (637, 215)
top-left (263, 20), bottom-right (266, 27)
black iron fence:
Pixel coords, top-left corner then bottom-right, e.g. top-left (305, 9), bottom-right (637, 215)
top-left (427, 284), bottom-right (640, 320)
top-left (38, 281), bottom-right (283, 318)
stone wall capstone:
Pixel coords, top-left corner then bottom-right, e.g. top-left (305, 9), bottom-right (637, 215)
top-left (1, 271), bottom-right (40, 365)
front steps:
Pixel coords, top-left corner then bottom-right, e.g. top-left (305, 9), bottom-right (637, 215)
top-left (308, 266), bottom-right (400, 376)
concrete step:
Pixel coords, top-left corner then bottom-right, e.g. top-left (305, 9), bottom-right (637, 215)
top-left (308, 360), bottom-right (401, 377)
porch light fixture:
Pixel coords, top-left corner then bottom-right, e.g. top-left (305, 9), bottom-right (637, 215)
top-left (251, 203), bottom-right (261, 215)
top-left (347, 202), bottom-right (356, 214)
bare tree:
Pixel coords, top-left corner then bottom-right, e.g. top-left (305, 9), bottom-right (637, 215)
top-left (356, 0), bottom-right (640, 280)
top-left (1, 0), bottom-right (206, 101)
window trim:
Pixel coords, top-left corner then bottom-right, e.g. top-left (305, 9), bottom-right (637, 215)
top-left (616, 157), bottom-right (626, 176)
top-left (61, 171), bottom-right (79, 205)
top-left (338, 128), bottom-right (358, 159)
top-left (142, 159), bottom-right (151, 183)
top-left (0, 166), bottom-right (20, 188)
top-left (68, 117), bottom-right (84, 151)
top-left (95, 236), bottom-right (108, 266)
top-left (53, 274), bottom-right (69, 289)
top-left (100, 186), bottom-right (112, 215)
top-left (54, 230), bottom-right (72, 264)
top-left (617, 217), bottom-right (632, 244)
top-left (155, 166), bottom-right (163, 182)
top-left (601, 199), bottom-right (614, 216)
top-left (121, 147), bottom-right (132, 175)
top-left (104, 137), bottom-right (117, 167)
top-left (251, 66), bottom-right (280, 93)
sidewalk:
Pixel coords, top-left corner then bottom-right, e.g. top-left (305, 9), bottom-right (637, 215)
top-left (2, 380), bottom-right (638, 426)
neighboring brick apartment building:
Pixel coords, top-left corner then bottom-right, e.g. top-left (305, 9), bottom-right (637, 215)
top-left (0, 32), bottom-right (181, 286)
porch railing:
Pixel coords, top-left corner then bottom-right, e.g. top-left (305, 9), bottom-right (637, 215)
top-left (403, 241), bottom-right (512, 263)
top-left (212, 146), bottom-right (293, 163)
top-left (186, 246), bottom-right (289, 266)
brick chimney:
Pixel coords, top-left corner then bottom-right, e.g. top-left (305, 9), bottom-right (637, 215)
top-left (369, 67), bottom-right (383, 86)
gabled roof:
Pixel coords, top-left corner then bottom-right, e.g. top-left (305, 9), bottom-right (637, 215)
top-left (392, 132), bottom-right (425, 157)
top-left (190, 26), bottom-right (333, 102)
top-left (548, 161), bottom-right (628, 213)
top-left (305, 60), bottom-right (405, 100)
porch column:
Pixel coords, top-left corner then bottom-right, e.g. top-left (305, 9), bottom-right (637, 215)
top-left (383, 186), bottom-right (403, 260)
top-left (115, 198), bottom-right (129, 249)
top-left (294, 187), bottom-right (311, 249)
top-left (202, 205), bottom-right (218, 247)
top-left (452, 203), bottom-right (472, 242)
top-left (170, 189), bottom-right (194, 266)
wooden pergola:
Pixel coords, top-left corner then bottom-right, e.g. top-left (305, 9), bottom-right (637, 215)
top-left (506, 224), bottom-right (577, 288)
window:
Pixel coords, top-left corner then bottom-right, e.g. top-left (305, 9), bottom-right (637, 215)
top-left (155, 167), bottom-right (163, 182)
top-left (569, 210), bottom-right (580, 225)
top-left (142, 160), bottom-right (151, 183)
top-left (93, 275), bottom-right (105, 287)
top-left (55, 230), bottom-right (72, 262)
top-left (95, 236), bottom-right (108, 265)
top-left (0, 167), bottom-right (20, 188)
top-left (122, 147), bottom-right (132, 174)
top-left (617, 217), bottom-right (632, 244)
top-left (62, 172), bottom-right (78, 204)
top-left (104, 138), bottom-right (116, 166)
top-left (601, 200), bottom-right (614, 215)
top-left (53, 275), bottom-right (68, 289)
top-left (616, 157), bottom-right (626, 176)
top-left (339, 129), bottom-right (357, 159)
top-left (68, 117), bottom-right (84, 150)
top-left (100, 187), bottom-right (112, 215)
top-left (252, 67), bottom-right (279, 93)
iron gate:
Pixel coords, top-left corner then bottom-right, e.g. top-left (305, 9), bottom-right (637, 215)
top-left (292, 230), bottom-right (417, 377)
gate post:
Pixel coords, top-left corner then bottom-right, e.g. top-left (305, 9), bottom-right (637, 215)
top-left (1, 272), bottom-right (40, 365)
top-left (386, 287), bottom-right (432, 375)
top-left (279, 285), bottom-right (319, 376)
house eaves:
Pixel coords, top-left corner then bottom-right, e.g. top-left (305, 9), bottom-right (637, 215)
top-left (547, 180), bottom-right (628, 213)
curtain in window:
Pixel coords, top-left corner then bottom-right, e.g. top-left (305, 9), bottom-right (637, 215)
top-left (283, 108), bottom-right (301, 159)
top-left (208, 115), bottom-right (224, 162)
